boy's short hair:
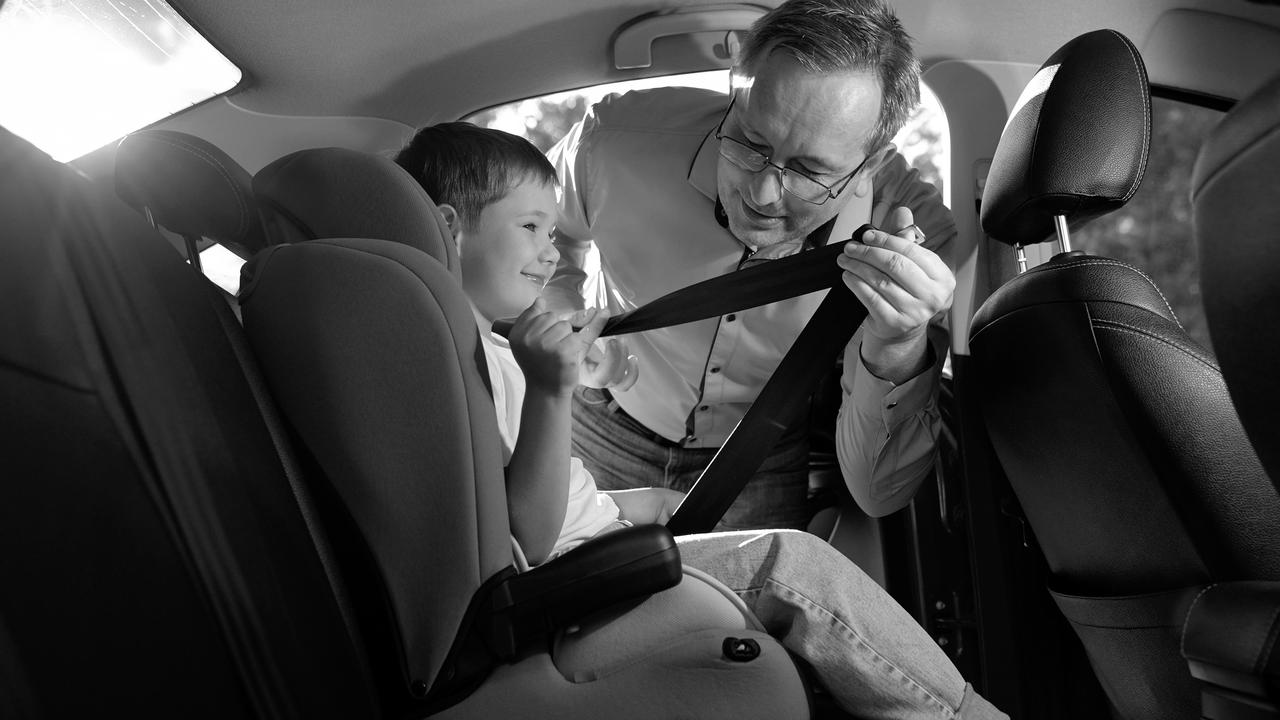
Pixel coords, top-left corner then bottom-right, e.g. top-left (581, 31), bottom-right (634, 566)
top-left (394, 122), bottom-right (559, 228)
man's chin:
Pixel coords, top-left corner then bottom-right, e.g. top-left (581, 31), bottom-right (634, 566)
top-left (727, 215), bottom-right (794, 249)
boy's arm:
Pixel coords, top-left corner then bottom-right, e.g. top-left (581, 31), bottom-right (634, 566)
top-left (505, 302), bottom-right (609, 565)
top-left (506, 387), bottom-right (573, 565)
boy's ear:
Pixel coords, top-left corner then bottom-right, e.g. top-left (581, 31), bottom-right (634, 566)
top-left (436, 203), bottom-right (462, 240)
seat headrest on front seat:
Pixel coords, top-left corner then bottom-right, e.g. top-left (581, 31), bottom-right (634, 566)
top-left (253, 147), bottom-right (457, 271)
top-left (981, 29), bottom-right (1151, 246)
top-left (115, 129), bottom-right (267, 258)
top-left (1192, 72), bottom-right (1280, 484)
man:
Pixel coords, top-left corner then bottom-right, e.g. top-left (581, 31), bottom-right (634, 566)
top-left (544, 0), bottom-right (955, 530)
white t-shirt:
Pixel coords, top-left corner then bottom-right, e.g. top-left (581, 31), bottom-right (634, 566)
top-left (476, 318), bottom-right (622, 563)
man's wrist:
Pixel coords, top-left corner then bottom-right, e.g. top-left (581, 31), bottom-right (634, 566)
top-left (860, 329), bottom-right (930, 384)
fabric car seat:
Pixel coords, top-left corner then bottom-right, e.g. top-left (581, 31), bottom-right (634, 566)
top-left (238, 147), bottom-right (817, 718)
top-left (1182, 72), bottom-right (1280, 720)
top-left (967, 31), bottom-right (1280, 720)
top-left (0, 127), bottom-right (381, 717)
top-left (115, 128), bottom-right (268, 264)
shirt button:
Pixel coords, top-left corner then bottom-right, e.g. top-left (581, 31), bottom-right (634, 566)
top-left (709, 367), bottom-right (721, 374)
top-left (699, 405), bottom-right (710, 411)
top-left (886, 402), bottom-right (898, 409)
top-left (725, 314), bottom-right (736, 322)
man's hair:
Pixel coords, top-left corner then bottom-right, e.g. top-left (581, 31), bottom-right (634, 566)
top-left (394, 122), bottom-right (558, 227)
top-left (735, 0), bottom-right (920, 152)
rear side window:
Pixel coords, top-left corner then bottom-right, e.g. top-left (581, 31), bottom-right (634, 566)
top-left (466, 72), bottom-right (951, 206)
top-left (1071, 96), bottom-right (1224, 351)
top-left (0, 0), bottom-right (241, 161)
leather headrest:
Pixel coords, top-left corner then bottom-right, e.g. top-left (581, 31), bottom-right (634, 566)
top-left (981, 30), bottom-right (1151, 246)
top-left (253, 147), bottom-right (457, 271)
top-left (1192, 72), bottom-right (1280, 482)
top-left (115, 129), bottom-right (266, 258)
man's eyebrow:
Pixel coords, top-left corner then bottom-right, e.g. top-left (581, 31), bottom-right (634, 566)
top-left (737, 116), bottom-right (840, 174)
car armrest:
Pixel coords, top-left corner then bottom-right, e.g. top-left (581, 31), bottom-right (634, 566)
top-left (482, 524), bottom-right (682, 660)
top-left (1182, 581), bottom-right (1280, 713)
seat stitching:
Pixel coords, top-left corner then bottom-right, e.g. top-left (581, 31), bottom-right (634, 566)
top-left (1021, 258), bottom-right (1183, 328)
top-left (139, 134), bottom-right (249, 241)
top-left (1106, 29), bottom-right (1151, 202)
top-left (1092, 320), bottom-right (1216, 372)
top-left (1179, 584), bottom-right (1216, 658)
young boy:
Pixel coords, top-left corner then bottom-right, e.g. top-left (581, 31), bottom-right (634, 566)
top-left (394, 122), bottom-right (1005, 719)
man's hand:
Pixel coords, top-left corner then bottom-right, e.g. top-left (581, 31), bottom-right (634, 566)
top-left (836, 207), bottom-right (954, 383)
top-left (509, 300), bottom-right (609, 397)
top-left (580, 337), bottom-right (640, 391)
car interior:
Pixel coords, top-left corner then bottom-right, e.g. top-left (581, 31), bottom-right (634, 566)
top-left (3, 1), bottom-right (1280, 719)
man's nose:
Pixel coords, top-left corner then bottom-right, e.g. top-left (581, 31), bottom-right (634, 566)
top-left (748, 165), bottom-right (785, 206)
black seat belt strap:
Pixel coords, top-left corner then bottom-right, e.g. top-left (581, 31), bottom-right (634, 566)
top-left (498, 225), bottom-right (875, 534)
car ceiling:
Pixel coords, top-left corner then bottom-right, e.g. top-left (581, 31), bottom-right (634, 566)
top-left (176, 0), bottom-right (1280, 125)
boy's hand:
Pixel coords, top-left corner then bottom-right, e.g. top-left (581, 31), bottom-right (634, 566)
top-left (580, 337), bottom-right (640, 391)
top-left (606, 487), bottom-right (687, 525)
top-left (509, 299), bottom-right (608, 397)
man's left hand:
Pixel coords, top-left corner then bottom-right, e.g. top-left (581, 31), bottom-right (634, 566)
top-left (836, 207), bottom-right (954, 383)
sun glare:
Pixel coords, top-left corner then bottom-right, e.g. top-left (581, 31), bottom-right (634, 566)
top-left (0, 0), bottom-right (240, 162)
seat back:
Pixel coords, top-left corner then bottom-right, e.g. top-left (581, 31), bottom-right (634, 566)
top-left (0, 127), bottom-right (376, 717)
top-left (1193, 73), bottom-right (1280, 485)
top-left (242, 149), bottom-right (514, 711)
top-left (968, 30), bottom-right (1280, 720)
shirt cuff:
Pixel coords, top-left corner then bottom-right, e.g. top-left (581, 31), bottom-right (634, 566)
top-left (848, 339), bottom-right (944, 428)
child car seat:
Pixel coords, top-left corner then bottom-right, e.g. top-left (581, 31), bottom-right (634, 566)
top-left (238, 146), bottom-right (818, 718)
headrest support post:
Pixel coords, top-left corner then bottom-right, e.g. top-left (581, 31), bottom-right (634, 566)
top-left (183, 234), bottom-right (203, 273)
top-left (1054, 215), bottom-right (1072, 253)
top-left (1014, 243), bottom-right (1028, 274)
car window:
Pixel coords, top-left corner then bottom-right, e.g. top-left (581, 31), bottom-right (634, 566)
top-left (1071, 96), bottom-right (1224, 351)
top-left (466, 71), bottom-right (950, 207)
top-left (0, 0), bottom-right (241, 161)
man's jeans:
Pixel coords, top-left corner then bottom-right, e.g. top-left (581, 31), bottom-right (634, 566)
top-left (677, 530), bottom-right (1008, 719)
top-left (571, 386), bottom-right (813, 530)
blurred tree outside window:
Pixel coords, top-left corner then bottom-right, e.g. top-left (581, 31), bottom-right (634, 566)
top-left (465, 71), bottom-right (950, 206)
top-left (1071, 97), bottom-right (1223, 351)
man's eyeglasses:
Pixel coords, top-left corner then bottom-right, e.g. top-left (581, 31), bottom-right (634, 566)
top-left (714, 96), bottom-right (868, 206)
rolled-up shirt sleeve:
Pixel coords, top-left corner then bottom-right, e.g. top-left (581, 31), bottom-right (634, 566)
top-left (837, 324), bottom-right (947, 517)
top-left (838, 152), bottom-right (955, 517)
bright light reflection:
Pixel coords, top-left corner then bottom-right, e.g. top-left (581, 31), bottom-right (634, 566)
top-left (199, 242), bottom-right (246, 296)
top-left (0, 0), bottom-right (241, 162)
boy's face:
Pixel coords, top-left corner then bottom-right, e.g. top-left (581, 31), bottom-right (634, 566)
top-left (457, 178), bottom-right (560, 322)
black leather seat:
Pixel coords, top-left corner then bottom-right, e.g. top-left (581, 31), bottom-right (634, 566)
top-left (968, 31), bottom-right (1280, 720)
top-left (1182, 72), bottom-right (1280, 720)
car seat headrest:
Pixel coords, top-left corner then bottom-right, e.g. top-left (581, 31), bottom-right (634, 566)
top-left (980, 29), bottom-right (1151, 247)
top-left (115, 129), bottom-right (267, 258)
top-left (253, 147), bottom-right (457, 272)
top-left (1192, 72), bottom-right (1280, 483)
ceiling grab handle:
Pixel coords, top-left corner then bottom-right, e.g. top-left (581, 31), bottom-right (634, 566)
top-left (613, 5), bottom-right (766, 70)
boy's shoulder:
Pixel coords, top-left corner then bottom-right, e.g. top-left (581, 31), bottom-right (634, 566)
top-left (587, 86), bottom-right (728, 138)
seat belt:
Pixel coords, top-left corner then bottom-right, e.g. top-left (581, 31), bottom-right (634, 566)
top-left (497, 224), bottom-right (874, 534)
